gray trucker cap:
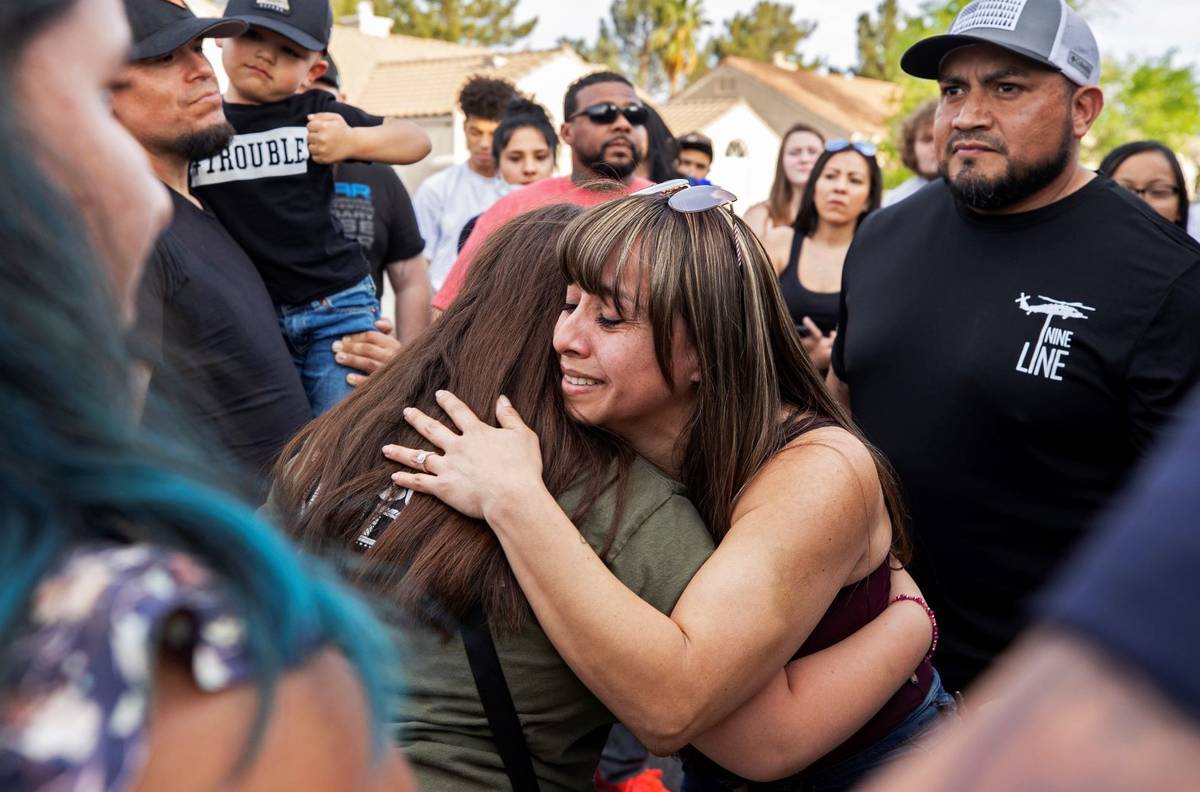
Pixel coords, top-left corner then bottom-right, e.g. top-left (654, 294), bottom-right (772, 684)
top-left (901, 0), bottom-right (1100, 87)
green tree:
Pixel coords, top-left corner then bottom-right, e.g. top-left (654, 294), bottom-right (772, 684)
top-left (655, 0), bottom-right (708, 95)
top-left (567, 0), bottom-right (709, 95)
top-left (559, 22), bottom-right (622, 73)
top-left (1087, 51), bottom-right (1200, 162)
top-left (355, 0), bottom-right (538, 46)
top-left (710, 2), bottom-right (816, 65)
top-left (855, 0), bottom-right (900, 80)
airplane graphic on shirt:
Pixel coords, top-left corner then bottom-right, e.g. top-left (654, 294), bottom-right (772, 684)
top-left (1014, 293), bottom-right (1096, 382)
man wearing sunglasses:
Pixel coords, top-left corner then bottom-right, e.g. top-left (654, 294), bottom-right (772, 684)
top-left (829, 0), bottom-right (1200, 698)
top-left (433, 71), bottom-right (652, 312)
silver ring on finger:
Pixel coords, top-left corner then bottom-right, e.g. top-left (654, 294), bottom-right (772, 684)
top-left (414, 450), bottom-right (429, 471)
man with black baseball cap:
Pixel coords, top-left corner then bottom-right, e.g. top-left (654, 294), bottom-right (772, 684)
top-left (829, 0), bottom-right (1200, 694)
top-left (116, 0), bottom-right (311, 497)
top-left (675, 131), bottom-right (713, 183)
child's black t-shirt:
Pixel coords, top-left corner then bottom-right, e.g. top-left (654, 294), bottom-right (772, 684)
top-left (191, 90), bottom-right (383, 305)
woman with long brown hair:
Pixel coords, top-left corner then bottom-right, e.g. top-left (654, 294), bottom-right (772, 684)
top-left (387, 187), bottom-right (950, 789)
top-left (274, 201), bottom-right (935, 790)
top-left (744, 123), bottom-right (825, 243)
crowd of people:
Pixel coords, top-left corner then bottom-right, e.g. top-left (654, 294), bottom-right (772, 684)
top-left (2, 0), bottom-right (1199, 791)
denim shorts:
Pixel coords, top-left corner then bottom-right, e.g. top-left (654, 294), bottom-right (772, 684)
top-left (682, 670), bottom-right (957, 792)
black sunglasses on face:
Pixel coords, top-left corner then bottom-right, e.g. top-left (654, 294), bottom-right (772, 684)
top-left (569, 102), bottom-right (649, 126)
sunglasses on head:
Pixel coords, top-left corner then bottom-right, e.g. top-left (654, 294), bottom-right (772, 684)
top-left (633, 179), bottom-right (747, 268)
top-left (826, 139), bottom-right (878, 157)
top-left (569, 102), bottom-right (649, 126)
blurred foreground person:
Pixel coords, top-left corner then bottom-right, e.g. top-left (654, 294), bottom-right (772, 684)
top-left (860, 387), bottom-right (1200, 792)
top-left (884, 99), bottom-right (938, 206)
top-left (830, 0), bottom-right (1200, 694)
top-left (0, 1), bottom-right (413, 789)
top-left (115, 0), bottom-right (310, 499)
top-left (1098, 140), bottom-right (1191, 229)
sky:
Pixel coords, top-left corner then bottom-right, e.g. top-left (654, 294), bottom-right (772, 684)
top-left (512, 0), bottom-right (1200, 71)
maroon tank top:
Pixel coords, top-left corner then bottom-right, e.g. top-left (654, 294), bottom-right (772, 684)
top-left (784, 415), bottom-right (934, 765)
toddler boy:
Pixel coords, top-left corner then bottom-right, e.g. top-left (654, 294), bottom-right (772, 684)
top-left (192, 0), bottom-right (430, 415)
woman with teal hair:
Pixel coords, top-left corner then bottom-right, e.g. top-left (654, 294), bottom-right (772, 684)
top-left (0, 1), bottom-right (412, 789)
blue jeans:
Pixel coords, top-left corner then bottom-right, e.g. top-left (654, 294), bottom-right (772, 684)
top-left (277, 275), bottom-right (380, 417)
top-left (682, 670), bottom-right (956, 792)
top-left (598, 723), bottom-right (650, 782)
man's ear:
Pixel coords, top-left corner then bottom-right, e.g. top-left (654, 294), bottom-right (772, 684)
top-left (560, 120), bottom-right (574, 148)
top-left (1071, 84), bottom-right (1104, 139)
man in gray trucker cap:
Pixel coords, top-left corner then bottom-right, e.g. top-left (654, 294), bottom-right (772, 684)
top-left (828, 0), bottom-right (1200, 694)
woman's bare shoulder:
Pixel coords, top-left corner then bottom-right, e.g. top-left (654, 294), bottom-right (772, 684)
top-left (754, 423), bottom-right (881, 502)
top-left (132, 648), bottom-right (415, 792)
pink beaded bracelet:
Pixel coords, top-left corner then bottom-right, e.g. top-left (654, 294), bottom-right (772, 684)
top-left (891, 594), bottom-right (939, 664)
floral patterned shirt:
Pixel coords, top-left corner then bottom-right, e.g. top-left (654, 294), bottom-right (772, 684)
top-left (0, 544), bottom-right (256, 791)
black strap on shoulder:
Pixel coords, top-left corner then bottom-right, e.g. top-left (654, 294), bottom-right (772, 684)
top-left (460, 604), bottom-right (541, 792)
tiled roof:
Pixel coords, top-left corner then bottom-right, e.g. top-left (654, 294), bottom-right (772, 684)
top-left (328, 25), bottom-right (491, 105)
top-left (678, 56), bottom-right (901, 138)
top-left (354, 46), bottom-right (591, 117)
top-left (659, 99), bottom-right (743, 135)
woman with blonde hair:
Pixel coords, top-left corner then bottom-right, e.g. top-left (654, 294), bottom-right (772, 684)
top-left (388, 184), bottom-right (952, 789)
top-left (744, 123), bottom-right (826, 242)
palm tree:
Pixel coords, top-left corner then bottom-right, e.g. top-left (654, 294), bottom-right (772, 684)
top-left (655, 0), bottom-right (707, 96)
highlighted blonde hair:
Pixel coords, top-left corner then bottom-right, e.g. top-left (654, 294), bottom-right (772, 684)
top-left (557, 195), bottom-right (908, 556)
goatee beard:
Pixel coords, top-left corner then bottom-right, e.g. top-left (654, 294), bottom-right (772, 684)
top-left (168, 122), bottom-right (236, 162)
top-left (942, 123), bottom-right (1074, 211)
top-left (582, 141), bottom-right (641, 181)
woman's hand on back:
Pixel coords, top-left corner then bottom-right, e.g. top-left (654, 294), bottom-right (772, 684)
top-left (384, 390), bottom-right (544, 520)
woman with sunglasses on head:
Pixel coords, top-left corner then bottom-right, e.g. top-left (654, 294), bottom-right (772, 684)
top-left (1, 1), bottom-right (412, 789)
top-left (273, 200), bottom-right (932, 791)
top-left (388, 184), bottom-right (952, 790)
top-left (1098, 141), bottom-right (1190, 230)
top-left (765, 140), bottom-right (883, 372)
top-left (744, 123), bottom-right (826, 243)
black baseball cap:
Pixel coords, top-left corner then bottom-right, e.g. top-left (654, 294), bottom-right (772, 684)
top-left (223, 0), bottom-right (334, 53)
top-left (124, 0), bottom-right (248, 62)
top-left (677, 132), bottom-right (713, 159)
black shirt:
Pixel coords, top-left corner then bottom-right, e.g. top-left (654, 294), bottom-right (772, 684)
top-left (333, 161), bottom-right (424, 296)
top-left (832, 176), bottom-right (1200, 691)
top-left (1042, 385), bottom-right (1200, 722)
top-left (779, 232), bottom-right (840, 335)
top-left (191, 90), bottom-right (383, 306)
top-left (134, 189), bottom-right (312, 489)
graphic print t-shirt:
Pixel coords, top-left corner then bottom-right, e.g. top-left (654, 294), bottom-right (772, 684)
top-left (831, 176), bottom-right (1200, 691)
top-left (191, 90), bottom-right (383, 306)
top-left (333, 161), bottom-right (424, 296)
